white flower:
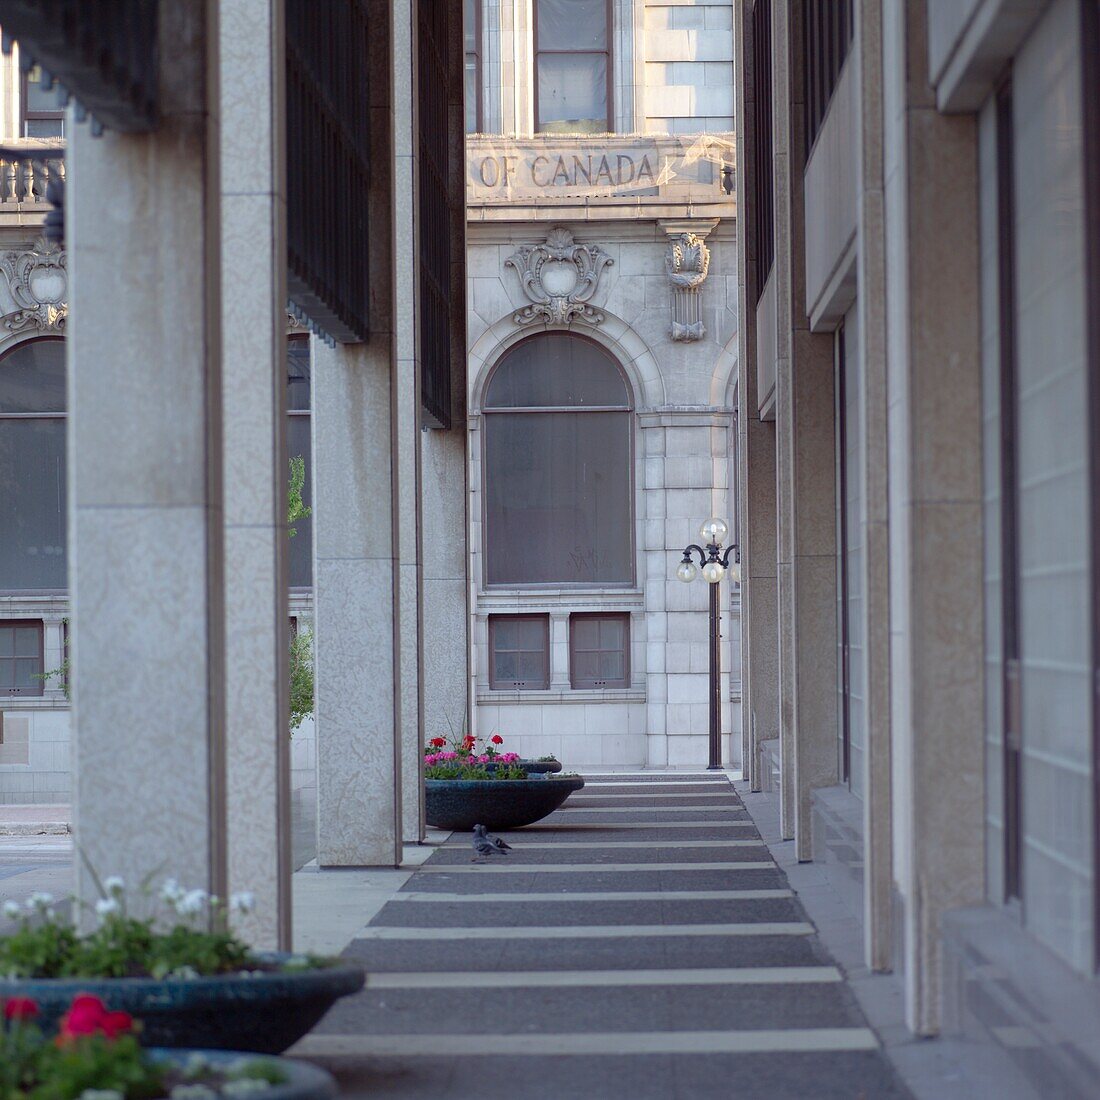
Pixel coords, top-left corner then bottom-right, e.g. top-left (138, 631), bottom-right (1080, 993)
top-left (26, 891), bottom-right (54, 913)
top-left (176, 888), bottom-right (208, 916)
top-left (229, 891), bottom-right (256, 915)
top-left (103, 875), bottom-right (125, 895)
top-left (3, 900), bottom-right (22, 919)
top-left (183, 1052), bottom-right (210, 1079)
top-left (95, 896), bottom-right (121, 920)
top-left (160, 878), bottom-right (184, 905)
top-left (221, 1080), bottom-right (272, 1096)
top-left (78, 1091), bottom-right (125, 1100)
top-left (168, 965), bottom-right (200, 980)
top-left (168, 1087), bottom-right (217, 1100)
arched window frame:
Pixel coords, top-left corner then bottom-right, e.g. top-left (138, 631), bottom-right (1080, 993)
top-left (479, 330), bottom-right (636, 590)
top-left (0, 335), bottom-right (67, 596)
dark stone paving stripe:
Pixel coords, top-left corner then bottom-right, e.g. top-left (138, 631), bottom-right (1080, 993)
top-left (370, 896), bottom-right (806, 927)
top-left (424, 847), bottom-right (774, 866)
top-left (453, 826), bottom-right (763, 842)
top-left (317, 981), bottom-right (868, 1036)
top-left (341, 933), bottom-right (830, 973)
top-left (394, 867), bottom-right (790, 893)
top-left (309, 1051), bottom-right (911, 1100)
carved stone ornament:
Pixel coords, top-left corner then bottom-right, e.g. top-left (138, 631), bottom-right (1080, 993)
top-left (0, 241), bottom-right (67, 336)
top-left (665, 231), bottom-right (710, 342)
top-left (505, 226), bottom-right (614, 327)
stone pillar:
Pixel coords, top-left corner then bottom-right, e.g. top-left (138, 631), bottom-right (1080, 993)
top-left (68, 0), bottom-right (227, 914)
top-left (220, 0), bottom-right (291, 948)
top-left (733, 0), bottom-right (781, 793)
top-left (854, 0), bottom-right (893, 972)
top-left (312, 337), bottom-right (400, 866)
top-left (772, 1), bottom-right (840, 851)
top-left (882, 0), bottom-right (984, 1035)
top-left (392, 1), bottom-right (423, 843)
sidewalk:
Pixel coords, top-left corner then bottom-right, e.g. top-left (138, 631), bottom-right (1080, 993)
top-left (292, 773), bottom-right (912, 1099)
top-left (0, 803), bottom-right (71, 835)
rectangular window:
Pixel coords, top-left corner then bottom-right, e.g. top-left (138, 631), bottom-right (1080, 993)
top-left (489, 615), bottom-right (550, 690)
top-left (751, 0), bottom-right (774, 302)
top-left (534, 0), bottom-right (610, 134)
top-left (22, 66), bottom-right (64, 138)
top-left (570, 613), bottom-right (629, 689)
top-left (464, 0), bottom-right (481, 133)
top-left (0, 621), bottom-right (44, 697)
top-left (802, 0), bottom-right (853, 158)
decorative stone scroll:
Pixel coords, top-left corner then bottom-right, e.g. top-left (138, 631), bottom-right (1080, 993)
top-left (0, 241), bottom-right (67, 336)
top-left (665, 231), bottom-right (710, 342)
top-left (505, 226), bottom-right (613, 327)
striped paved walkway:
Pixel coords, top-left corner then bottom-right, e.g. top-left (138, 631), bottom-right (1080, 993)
top-left (296, 774), bottom-right (911, 1099)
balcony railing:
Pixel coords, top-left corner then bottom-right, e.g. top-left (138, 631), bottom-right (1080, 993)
top-left (0, 141), bottom-right (64, 207)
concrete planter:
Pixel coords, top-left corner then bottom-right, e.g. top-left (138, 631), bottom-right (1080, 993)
top-left (153, 1049), bottom-right (337, 1098)
top-left (425, 775), bottom-right (585, 831)
top-left (0, 954), bottom-right (365, 1054)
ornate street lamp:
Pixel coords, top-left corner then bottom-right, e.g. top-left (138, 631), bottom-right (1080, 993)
top-left (677, 518), bottom-right (740, 770)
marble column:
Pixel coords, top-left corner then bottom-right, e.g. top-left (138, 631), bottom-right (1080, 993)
top-left (68, 0), bottom-right (227, 916)
top-left (312, 337), bottom-right (401, 867)
top-left (882, 0), bottom-right (984, 1035)
top-left (733, 0), bottom-right (781, 792)
top-left (220, 0), bottom-right (291, 948)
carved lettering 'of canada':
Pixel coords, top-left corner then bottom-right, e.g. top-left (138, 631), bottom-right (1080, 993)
top-left (473, 151), bottom-right (657, 192)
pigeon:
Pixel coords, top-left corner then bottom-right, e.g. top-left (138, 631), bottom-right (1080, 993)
top-left (473, 823), bottom-right (512, 854)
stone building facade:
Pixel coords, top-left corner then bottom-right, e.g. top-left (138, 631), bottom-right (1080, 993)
top-left (464, 0), bottom-right (742, 770)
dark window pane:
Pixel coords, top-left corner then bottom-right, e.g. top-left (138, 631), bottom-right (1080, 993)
top-left (599, 650), bottom-right (625, 680)
top-left (495, 650), bottom-right (518, 681)
top-left (572, 617), bottom-right (599, 650)
top-left (14, 657), bottom-right (39, 691)
top-left (537, 0), bottom-right (607, 50)
top-left (287, 414), bottom-right (312, 588)
top-left (486, 411), bottom-right (632, 585)
top-left (24, 118), bottom-right (64, 138)
top-left (598, 616), bottom-right (624, 650)
top-left (0, 630), bottom-right (12, 658)
top-left (573, 651), bottom-right (599, 683)
top-left (485, 334), bottom-right (629, 408)
top-left (464, 0), bottom-right (478, 51)
top-left (465, 58), bottom-right (479, 132)
top-left (537, 52), bottom-right (607, 133)
top-left (14, 626), bottom-right (38, 656)
top-left (0, 420), bottom-right (67, 590)
top-left (25, 67), bottom-right (59, 113)
top-left (518, 650), bottom-right (546, 682)
top-left (490, 616), bottom-right (548, 688)
top-left (287, 335), bottom-right (311, 411)
top-left (0, 339), bottom-right (65, 414)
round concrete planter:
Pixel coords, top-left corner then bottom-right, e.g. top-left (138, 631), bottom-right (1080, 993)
top-left (425, 775), bottom-right (585, 831)
top-left (152, 1049), bottom-right (337, 1099)
top-left (0, 954), bottom-right (365, 1054)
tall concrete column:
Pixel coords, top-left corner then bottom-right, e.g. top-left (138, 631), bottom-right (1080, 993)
top-left (733, 0), bottom-right (780, 792)
top-left (220, 0), bottom-right (291, 948)
top-left (68, 0), bottom-right (226, 914)
top-left (392, 0), bottom-right (424, 843)
top-left (853, 0), bottom-right (893, 972)
top-left (882, 0), bottom-right (984, 1035)
top-left (312, 337), bottom-right (400, 866)
top-left (773, 0), bottom-right (839, 853)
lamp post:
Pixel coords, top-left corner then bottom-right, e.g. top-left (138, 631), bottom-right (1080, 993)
top-left (677, 517), bottom-right (740, 770)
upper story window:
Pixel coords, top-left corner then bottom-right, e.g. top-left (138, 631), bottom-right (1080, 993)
top-left (482, 332), bottom-right (633, 586)
top-left (464, 0), bottom-right (481, 132)
top-left (0, 621), bottom-right (43, 697)
top-left (0, 338), bottom-right (66, 593)
top-left (534, 0), bottom-right (611, 134)
top-left (22, 65), bottom-right (64, 138)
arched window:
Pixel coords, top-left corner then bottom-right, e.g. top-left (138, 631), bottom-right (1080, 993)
top-left (0, 338), bottom-right (66, 592)
top-left (483, 332), bottom-right (632, 586)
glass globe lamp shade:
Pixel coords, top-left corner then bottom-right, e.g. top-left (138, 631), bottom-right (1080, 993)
top-left (727, 560), bottom-right (742, 584)
top-left (699, 517), bottom-right (729, 546)
top-left (702, 560), bottom-right (726, 584)
top-left (676, 560), bottom-right (698, 583)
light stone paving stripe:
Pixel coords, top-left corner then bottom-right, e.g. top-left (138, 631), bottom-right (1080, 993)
top-left (440, 839), bottom-right (766, 850)
top-left (568, 792), bottom-right (741, 800)
top-left (552, 805), bottom-right (747, 814)
top-left (295, 1029), bottom-right (880, 1057)
top-left (366, 966), bottom-right (841, 989)
top-left (356, 922), bottom-right (815, 940)
top-left (416, 862), bottom-right (773, 873)
top-left (391, 889), bottom-right (795, 903)
top-left (582, 781), bottom-right (729, 789)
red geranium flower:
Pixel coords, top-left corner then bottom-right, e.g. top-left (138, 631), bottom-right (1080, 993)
top-left (3, 996), bottom-right (38, 1022)
top-left (429, 737), bottom-right (446, 748)
top-left (490, 735), bottom-right (503, 745)
top-left (58, 994), bottom-right (133, 1043)
top-left (462, 734), bottom-right (475, 748)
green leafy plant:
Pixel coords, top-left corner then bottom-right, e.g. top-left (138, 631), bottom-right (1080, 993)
top-left (0, 994), bottom-right (285, 1099)
top-left (423, 762), bottom-right (528, 780)
top-left (0, 882), bottom-right (326, 982)
top-left (289, 628), bottom-right (313, 734)
top-left (287, 456), bottom-right (311, 538)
